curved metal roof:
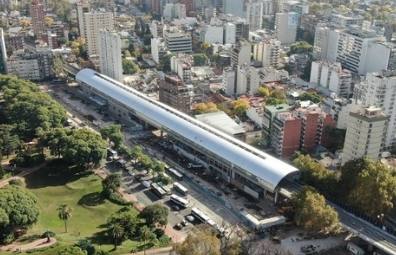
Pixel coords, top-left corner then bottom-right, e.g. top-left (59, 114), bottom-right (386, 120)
top-left (76, 69), bottom-right (298, 192)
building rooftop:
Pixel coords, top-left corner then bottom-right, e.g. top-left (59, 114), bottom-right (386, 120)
top-left (195, 111), bottom-right (245, 135)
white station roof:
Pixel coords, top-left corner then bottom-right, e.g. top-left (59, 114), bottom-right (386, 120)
top-left (76, 69), bottom-right (298, 192)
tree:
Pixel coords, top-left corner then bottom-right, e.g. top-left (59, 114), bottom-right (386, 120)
top-left (346, 159), bottom-right (396, 217)
top-left (299, 92), bottom-right (321, 103)
top-left (288, 41), bottom-right (313, 55)
top-left (44, 16), bottom-right (54, 27)
top-left (62, 128), bottom-right (107, 168)
top-left (257, 86), bottom-right (270, 97)
top-left (106, 207), bottom-right (139, 242)
top-left (57, 246), bottom-right (86, 255)
top-left (292, 154), bottom-right (337, 196)
top-left (100, 124), bottom-right (123, 149)
top-left (322, 126), bottom-right (345, 153)
top-left (102, 174), bottom-right (121, 197)
top-left (122, 59), bottom-right (139, 75)
top-left (0, 124), bottom-right (20, 157)
top-left (139, 225), bottom-right (156, 255)
top-left (193, 54), bottom-right (208, 66)
top-left (158, 53), bottom-right (173, 72)
top-left (0, 76), bottom-right (67, 140)
top-left (139, 204), bottom-right (168, 227)
top-left (108, 222), bottom-right (124, 249)
top-left (0, 186), bottom-right (39, 243)
top-left (193, 102), bottom-right (218, 114)
top-left (266, 97), bottom-right (287, 106)
top-left (292, 187), bottom-right (341, 235)
top-left (232, 99), bottom-right (250, 117)
top-left (57, 204), bottom-right (72, 233)
top-left (76, 239), bottom-right (96, 255)
top-left (174, 227), bottom-right (221, 255)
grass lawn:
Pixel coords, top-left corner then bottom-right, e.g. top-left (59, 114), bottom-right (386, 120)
top-left (7, 162), bottom-right (147, 255)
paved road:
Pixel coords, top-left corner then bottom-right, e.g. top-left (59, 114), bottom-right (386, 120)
top-left (334, 203), bottom-right (396, 255)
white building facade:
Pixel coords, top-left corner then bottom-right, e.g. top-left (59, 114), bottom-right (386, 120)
top-left (99, 30), bottom-right (122, 81)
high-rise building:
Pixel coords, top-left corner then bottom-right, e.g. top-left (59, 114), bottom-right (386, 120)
top-left (224, 23), bottom-right (236, 44)
top-left (84, 11), bottom-right (114, 57)
top-left (0, 28), bottom-right (7, 74)
top-left (310, 61), bottom-right (352, 98)
top-left (76, 0), bottom-right (90, 37)
top-left (342, 106), bottom-right (388, 164)
top-left (223, 0), bottom-right (244, 18)
top-left (262, 0), bottom-right (274, 16)
top-left (164, 31), bottom-right (192, 53)
top-left (204, 22), bottom-right (224, 44)
top-left (336, 30), bottom-right (391, 75)
top-left (295, 105), bottom-right (335, 153)
top-left (151, 37), bottom-right (166, 64)
top-left (179, 0), bottom-right (194, 16)
top-left (271, 112), bottom-right (302, 158)
top-left (253, 39), bottom-right (281, 68)
top-left (275, 12), bottom-right (298, 45)
top-left (313, 26), bottom-right (393, 74)
top-left (231, 40), bottom-right (251, 67)
top-left (356, 71), bottom-right (396, 149)
top-left (150, 0), bottom-right (161, 15)
top-left (30, 0), bottom-right (46, 38)
top-left (99, 30), bottom-right (122, 81)
top-left (235, 65), bottom-right (260, 95)
top-left (163, 3), bottom-right (186, 20)
top-left (246, 1), bottom-right (263, 31)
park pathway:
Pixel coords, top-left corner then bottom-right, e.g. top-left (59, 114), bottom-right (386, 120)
top-left (0, 238), bottom-right (57, 252)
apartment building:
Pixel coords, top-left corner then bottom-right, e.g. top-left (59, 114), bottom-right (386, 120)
top-left (342, 106), bottom-right (388, 164)
top-left (275, 12), bottom-right (298, 45)
top-left (356, 71), bottom-right (396, 149)
top-left (99, 30), bottom-right (122, 81)
top-left (30, 0), bottom-right (45, 38)
top-left (310, 61), bottom-right (352, 98)
top-left (271, 112), bottom-right (302, 158)
top-left (246, 1), bottom-right (263, 31)
top-left (84, 11), bottom-right (114, 57)
top-left (253, 39), bottom-right (281, 68)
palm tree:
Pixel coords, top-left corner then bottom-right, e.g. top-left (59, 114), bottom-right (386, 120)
top-left (109, 222), bottom-right (124, 250)
top-left (57, 204), bottom-right (72, 233)
top-left (140, 226), bottom-right (156, 255)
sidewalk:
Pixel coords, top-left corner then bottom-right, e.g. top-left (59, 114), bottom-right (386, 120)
top-left (129, 246), bottom-right (174, 255)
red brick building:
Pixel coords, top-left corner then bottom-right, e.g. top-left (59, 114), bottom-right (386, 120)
top-left (270, 105), bottom-right (336, 158)
top-left (271, 112), bottom-right (302, 158)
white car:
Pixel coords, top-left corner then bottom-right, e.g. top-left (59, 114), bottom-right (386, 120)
top-left (142, 180), bottom-right (152, 188)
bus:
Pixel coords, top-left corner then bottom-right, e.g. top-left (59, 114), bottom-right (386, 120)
top-left (151, 182), bottom-right (167, 198)
top-left (170, 194), bottom-right (189, 208)
top-left (191, 207), bottom-right (210, 223)
top-left (173, 182), bottom-right (188, 196)
top-left (167, 167), bottom-right (183, 180)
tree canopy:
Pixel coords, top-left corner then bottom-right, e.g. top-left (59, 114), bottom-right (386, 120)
top-left (232, 99), bottom-right (250, 117)
top-left (288, 41), bottom-right (313, 55)
top-left (0, 75), bottom-right (67, 140)
top-left (102, 173), bottom-right (121, 197)
top-left (100, 124), bottom-right (123, 149)
top-left (299, 92), bottom-right (321, 103)
top-left (122, 59), bottom-right (139, 75)
top-left (344, 159), bottom-right (396, 217)
top-left (193, 102), bottom-right (218, 114)
top-left (175, 227), bottom-right (221, 255)
top-left (139, 204), bottom-right (168, 227)
top-left (292, 187), bottom-right (341, 234)
top-left (0, 186), bottom-right (39, 243)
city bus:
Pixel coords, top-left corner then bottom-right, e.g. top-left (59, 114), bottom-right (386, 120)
top-left (170, 194), bottom-right (189, 208)
top-left (151, 182), bottom-right (167, 198)
top-left (191, 207), bottom-right (210, 223)
top-left (167, 167), bottom-right (184, 180)
top-left (173, 182), bottom-right (188, 196)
